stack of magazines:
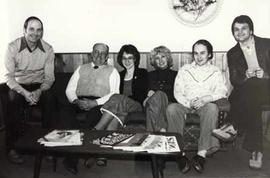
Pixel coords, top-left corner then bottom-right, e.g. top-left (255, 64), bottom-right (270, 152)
top-left (93, 132), bottom-right (180, 153)
top-left (38, 130), bottom-right (82, 147)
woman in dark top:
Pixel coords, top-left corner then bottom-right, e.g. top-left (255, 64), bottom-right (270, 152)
top-left (94, 44), bottom-right (148, 130)
top-left (144, 46), bottom-right (177, 132)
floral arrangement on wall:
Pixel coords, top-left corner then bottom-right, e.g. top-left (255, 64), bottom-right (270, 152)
top-left (173, 0), bottom-right (217, 21)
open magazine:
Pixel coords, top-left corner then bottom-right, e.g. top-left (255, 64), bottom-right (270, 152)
top-left (38, 130), bottom-right (82, 147)
top-left (92, 133), bottom-right (181, 153)
top-left (113, 134), bottom-right (180, 153)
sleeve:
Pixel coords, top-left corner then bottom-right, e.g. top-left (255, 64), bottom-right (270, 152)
top-left (4, 43), bottom-right (26, 95)
top-left (211, 69), bottom-right (228, 101)
top-left (40, 47), bottom-right (55, 91)
top-left (227, 52), bottom-right (246, 87)
top-left (65, 66), bottom-right (80, 103)
top-left (173, 69), bottom-right (190, 108)
top-left (96, 68), bottom-right (120, 105)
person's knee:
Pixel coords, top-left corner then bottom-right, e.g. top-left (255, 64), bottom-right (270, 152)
top-left (204, 103), bottom-right (219, 114)
top-left (166, 103), bottom-right (184, 115)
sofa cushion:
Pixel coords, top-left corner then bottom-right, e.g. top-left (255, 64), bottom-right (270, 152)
top-left (52, 72), bottom-right (73, 105)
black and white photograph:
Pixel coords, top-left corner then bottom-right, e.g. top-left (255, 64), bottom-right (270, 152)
top-left (0, 0), bottom-right (270, 178)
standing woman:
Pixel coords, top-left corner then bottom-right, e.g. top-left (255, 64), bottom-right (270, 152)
top-left (93, 44), bottom-right (148, 130)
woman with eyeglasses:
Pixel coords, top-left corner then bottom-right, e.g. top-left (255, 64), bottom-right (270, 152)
top-left (93, 44), bottom-right (148, 131)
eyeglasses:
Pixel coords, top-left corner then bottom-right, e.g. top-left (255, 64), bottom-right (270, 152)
top-left (122, 56), bottom-right (135, 61)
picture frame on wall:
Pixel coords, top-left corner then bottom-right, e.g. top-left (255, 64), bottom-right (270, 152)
top-left (169, 0), bottom-right (223, 27)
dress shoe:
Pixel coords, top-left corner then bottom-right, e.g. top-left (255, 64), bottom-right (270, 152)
top-left (96, 157), bottom-right (107, 166)
top-left (192, 155), bottom-right (206, 173)
top-left (177, 155), bottom-right (190, 173)
top-left (212, 124), bottom-right (237, 142)
top-left (249, 151), bottom-right (263, 170)
top-left (63, 158), bottom-right (78, 175)
top-left (7, 149), bottom-right (25, 164)
top-left (84, 157), bottom-right (96, 168)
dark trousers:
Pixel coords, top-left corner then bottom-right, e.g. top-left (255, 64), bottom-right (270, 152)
top-left (5, 84), bottom-right (55, 152)
top-left (228, 78), bottom-right (270, 152)
top-left (61, 96), bottom-right (102, 168)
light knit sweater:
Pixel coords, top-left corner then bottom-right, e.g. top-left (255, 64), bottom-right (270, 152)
top-left (174, 61), bottom-right (228, 108)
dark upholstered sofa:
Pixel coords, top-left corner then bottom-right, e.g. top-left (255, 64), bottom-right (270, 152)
top-left (0, 71), bottom-right (230, 151)
top-left (0, 73), bottom-right (73, 130)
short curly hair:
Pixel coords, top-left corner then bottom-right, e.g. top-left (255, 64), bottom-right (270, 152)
top-left (150, 46), bottom-right (173, 69)
top-left (117, 44), bottom-right (140, 69)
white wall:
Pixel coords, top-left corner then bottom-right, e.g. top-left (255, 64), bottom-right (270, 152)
top-left (2, 0), bottom-right (270, 53)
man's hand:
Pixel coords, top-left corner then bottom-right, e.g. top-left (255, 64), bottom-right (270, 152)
top-left (190, 96), bottom-right (211, 110)
top-left (31, 89), bottom-right (42, 104)
top-left (23, 90), bottom-right (36, 105)
top-left (74, 99), bottom-right (98, 111)
top-left (245, 69), bottom-right (256, 78)
top-left (255, 68), bottom-right (264, 78)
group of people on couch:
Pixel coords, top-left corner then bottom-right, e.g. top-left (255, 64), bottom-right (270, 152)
top-left (3, 14), bottom-right (270, 175)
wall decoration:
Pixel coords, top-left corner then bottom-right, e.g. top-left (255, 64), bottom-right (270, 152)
top-left (169, 0), bottom-right (223, 27)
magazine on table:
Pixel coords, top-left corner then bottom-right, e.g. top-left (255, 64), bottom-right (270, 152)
top-left (38, 130), bottom-right (82, 147)
top-left (92, 132), bottom-right (135, 146)
top-left (113, 134), bottom-right (181, 153)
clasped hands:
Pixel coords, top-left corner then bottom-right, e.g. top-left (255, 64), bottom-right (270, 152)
top-left (23, 89), bottom-right (42, 105)
top-left (73, 98), bottom-right (97, 111)
top-left (246, 67), bottom-right (264, 78)
top-left (190, 96), bottom-right (208, 110)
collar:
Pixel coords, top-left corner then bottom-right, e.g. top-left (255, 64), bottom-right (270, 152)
top-left (91, 62), bottom-right (106, 69)
top-left (19, 37), bottom-right (45, 53)
top-left (191, 61), bottom-right (211, 68)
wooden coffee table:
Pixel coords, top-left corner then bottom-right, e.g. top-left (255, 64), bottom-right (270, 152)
top-left (15, 128), bottom-right (183, 178)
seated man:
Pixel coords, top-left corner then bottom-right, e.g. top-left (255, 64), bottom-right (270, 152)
top-left (166, 40), bottom-right (228, 173)
top-left (63, 43), bottom-right (120, 174)
top-left (215, 15), bottom-right (270, 169)
top-left (4, 16), bottom-right (55, 164)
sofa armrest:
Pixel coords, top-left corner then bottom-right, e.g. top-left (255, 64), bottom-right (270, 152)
top-left (213, 98), bottom-right (230, 112)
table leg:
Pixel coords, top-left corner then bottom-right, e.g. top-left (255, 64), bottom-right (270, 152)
top-left (33, 152), bottom-right (43, 178)
top-left (151, 155), bottom-right (160, 178)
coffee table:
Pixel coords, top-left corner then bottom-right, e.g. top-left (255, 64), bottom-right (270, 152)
top-left (15, 128), bottom-right (183, 178)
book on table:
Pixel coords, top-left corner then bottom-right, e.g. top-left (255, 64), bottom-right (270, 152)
top-left (38, 130), bottom-right (82, 147)
top-left (93, 132), bottom-right (136, 146)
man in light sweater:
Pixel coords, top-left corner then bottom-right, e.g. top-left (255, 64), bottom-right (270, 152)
top-left (166, 40), bottom-right (227, 173)
top-left (4, 16), bottom-right (55, 164)
top-left (63, 43), bottom-right (120, 174)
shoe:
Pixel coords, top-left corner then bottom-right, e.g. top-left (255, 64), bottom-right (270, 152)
top-left (212, 124), bottom-right (237, 142)
top-left (7, 150), bottom-right (25, 164)
top-left (192, 155), bottom-right (206, 173)
top-left (84, 157), bottom-right (96, 168)
top-left (249, 151), bottom-right (263, 170)
top-left (177, 155), bottom-right (190, 173)
top-left (96, 157), bottom-right (107, 166)
top-left (63, 158), bottom-right (78, 175)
